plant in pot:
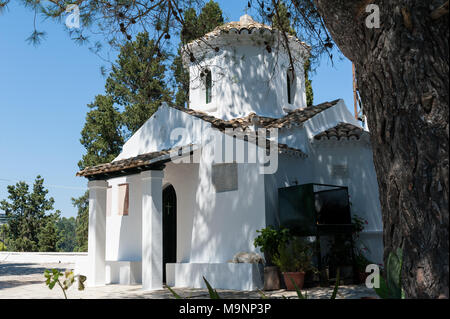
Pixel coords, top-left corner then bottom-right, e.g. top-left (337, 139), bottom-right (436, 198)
top-left (272, 238), bottom-right (314, 291)
top-left (354, 251), bottom-right (373, 284)
top-left (253, 226), bottom-right (292, 290)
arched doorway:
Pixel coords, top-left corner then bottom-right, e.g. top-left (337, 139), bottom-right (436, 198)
top-left (162, 184), bottom-right (177, 284)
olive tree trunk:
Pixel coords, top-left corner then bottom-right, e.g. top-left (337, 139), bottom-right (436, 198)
top-left (314, 0), bottom-right (449, 298)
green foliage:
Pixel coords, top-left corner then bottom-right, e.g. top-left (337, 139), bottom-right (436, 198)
top-left (172, 1), bottom-right (224, 107)
top-left (271, 2), bottom-right (314, 106)
top-left (292, 267), bottom-right (340, 299)
top-left (304, 58), bottom-right (314, 106)
top-left (0, 241), bottom-right (6, 251)
top-left (374, 248), bottom-right (404, 299)
top-left (44, 269), bottom-right (86, 299)
top-left (272, 238), bottom-right (314, 273)
top-left (166, 276), bottom-right (221, 299)
top-left (354, 252), bottom-right (372, 273)
top-left (351, 214), bottom-right (372, 272)
top-left (78, 95), bottom-right (124, 171)
top-left (38, 212), bottom-right (61, 252)
top-left (253, 226), bottom-right (292, 265)
top-left (56, 216), bottom-right (76, 252)
top-left (106, 32), bottom-right (172, 135)
top-left (166, 285), bottom-right (183, 299)
top-left (72, 192), bottom-right (89, 252)
top-left (203, 276), bottom-right (221, 299)
top-left (272, 2), bottom-right (296, 36)
top-left (352, 215), bottom-right (367, 234)
top-left (0, 176), bottom-right (57, 252)
top-left (74, 33), bottom-right (173, 246)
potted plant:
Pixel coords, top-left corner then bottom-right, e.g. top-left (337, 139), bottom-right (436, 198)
top-left (254, 226), bottom-right (292, 290)
top-left (354, 251), bottom-right (372, 284)
top-left (273, 238), bottom-right (314, 290)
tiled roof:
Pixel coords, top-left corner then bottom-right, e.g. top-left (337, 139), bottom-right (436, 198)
top-left (187, 14), bottom-right (310, 51)
top-left (172, 99), bottom-right (340, 130)
top-left (314, 122), bottom-right (365, 141)
top-left (171, 105), bottom-right (273, 130)
top-left (265, 100), bottom-right (340, 128)
top-left (76, 147), bottom-right (183, 178)
top-left (77, 100), bottom-right (340, 179)
top-left (77, 141), bottom-right (306, 179)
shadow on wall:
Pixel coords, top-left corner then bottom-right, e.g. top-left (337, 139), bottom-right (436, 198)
top-left (210, 45), bottom-right (305, 119)
top-left (312, 142), bottom-right (383, 264)
top-left (189, 141), bottom-right (265, 264)
top-left (117, 175), bottom-right (142, 261)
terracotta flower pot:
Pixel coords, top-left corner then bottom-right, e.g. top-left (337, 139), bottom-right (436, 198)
top-left (282, 272), bottom-right (306, 291)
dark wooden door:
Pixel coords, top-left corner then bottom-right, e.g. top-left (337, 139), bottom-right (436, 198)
top-left (162, 185), bottom-right (176, 284)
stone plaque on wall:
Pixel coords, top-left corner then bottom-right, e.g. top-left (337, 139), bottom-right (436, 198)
top-left (212, 163), bottom-right (238, 193)
top-left (331, 164), bottom-right (349, 178)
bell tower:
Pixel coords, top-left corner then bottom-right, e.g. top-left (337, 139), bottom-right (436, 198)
top-left (182, 14), bottom-right (310, 120)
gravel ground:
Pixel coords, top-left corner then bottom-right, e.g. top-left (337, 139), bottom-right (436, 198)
top-left (0, 262), bottom-right (378, 299)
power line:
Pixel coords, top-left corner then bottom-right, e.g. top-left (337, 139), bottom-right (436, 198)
top-left (0, 178), bottom-right (86, 191)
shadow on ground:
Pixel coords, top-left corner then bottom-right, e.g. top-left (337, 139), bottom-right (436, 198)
top-left (0, 263), bottom-right (66, 276)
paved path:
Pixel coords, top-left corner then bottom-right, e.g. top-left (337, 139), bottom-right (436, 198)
top-left (0, 262), bottom-right (378, 299)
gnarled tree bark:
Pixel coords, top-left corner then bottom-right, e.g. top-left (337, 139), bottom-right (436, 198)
top-left (313, 0), bottom-right (449, 298)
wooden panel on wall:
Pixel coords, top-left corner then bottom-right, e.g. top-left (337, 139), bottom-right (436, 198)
top-left (118, 183), bottom-right (129, 216)
top-left (106, 186), bottom-right (112, 217)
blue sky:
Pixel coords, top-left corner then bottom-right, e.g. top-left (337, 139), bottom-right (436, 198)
top-left (0, 1), bottom-right (354, 218)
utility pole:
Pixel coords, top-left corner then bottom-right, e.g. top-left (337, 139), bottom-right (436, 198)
top-left (352, 63), bottom-right (364, 125)
top-left (353, 63), bottom-right (358, 120)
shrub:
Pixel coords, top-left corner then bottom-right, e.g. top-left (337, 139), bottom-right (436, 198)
top-left (254, 226), bottom-right (292, 265)
top-left (273, 238), bottom-right (314, 273)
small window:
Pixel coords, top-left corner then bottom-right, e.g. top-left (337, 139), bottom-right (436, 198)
top-left (205, 69), bottom-right (212, 104)
top-left (118, 183), bottom-right (129, 216)
top-left (287, 69), bottom-right (295, 104)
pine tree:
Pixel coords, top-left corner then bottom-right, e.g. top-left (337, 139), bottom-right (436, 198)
top-left (106, 32), bottom-right (172, 135)
top-left (0, 176), bottom-right (56, 252)
top-left (72, 192), bottom-right (89, 252)
top-left (78, 94), bottom-right (124, 170)
top-left (56, 216), bottom-right (76, 252)
top-left (38, 212), bottom-right (61, 252)
top-left (74, 32), bottom-right (173, 250)
top-left (304, 58), bottom-right (314, 106)
top-left (272, 1), bottom-right (313, 106)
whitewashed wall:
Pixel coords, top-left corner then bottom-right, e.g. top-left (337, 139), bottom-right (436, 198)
top-left (115, 104), bottom-right (211, 161)
top-left (105, 174), bottom-right (142, 262)
top-left (188, 42), bottom-right (307, 120)
top-left (310, 141), bottom-right (383, 264)
top-left (264, 101), bottom-right (383, 264)
top-left (159, 143), bottom-right (267, 263)
top-left (106, 144), bottom-right (267, 264)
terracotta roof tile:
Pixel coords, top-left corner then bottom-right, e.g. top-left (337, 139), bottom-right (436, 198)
top-left (264, 100), bottom-right (340, 128)
top-left (76, 147), bottom-right (183, 178)
top-left (76, 100), bottom-right (341, 179)
top-left (77, 139), bottom-right (306, 179)
top-left (314, 122), bottom-right (365, 141)
top-left (172, 99), bottom-right (340, 130)
top-left (187, 14), bottom-right (310, 51)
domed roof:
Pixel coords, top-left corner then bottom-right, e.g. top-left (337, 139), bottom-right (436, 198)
top-left (184, 14), bottom-right (310, 54)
